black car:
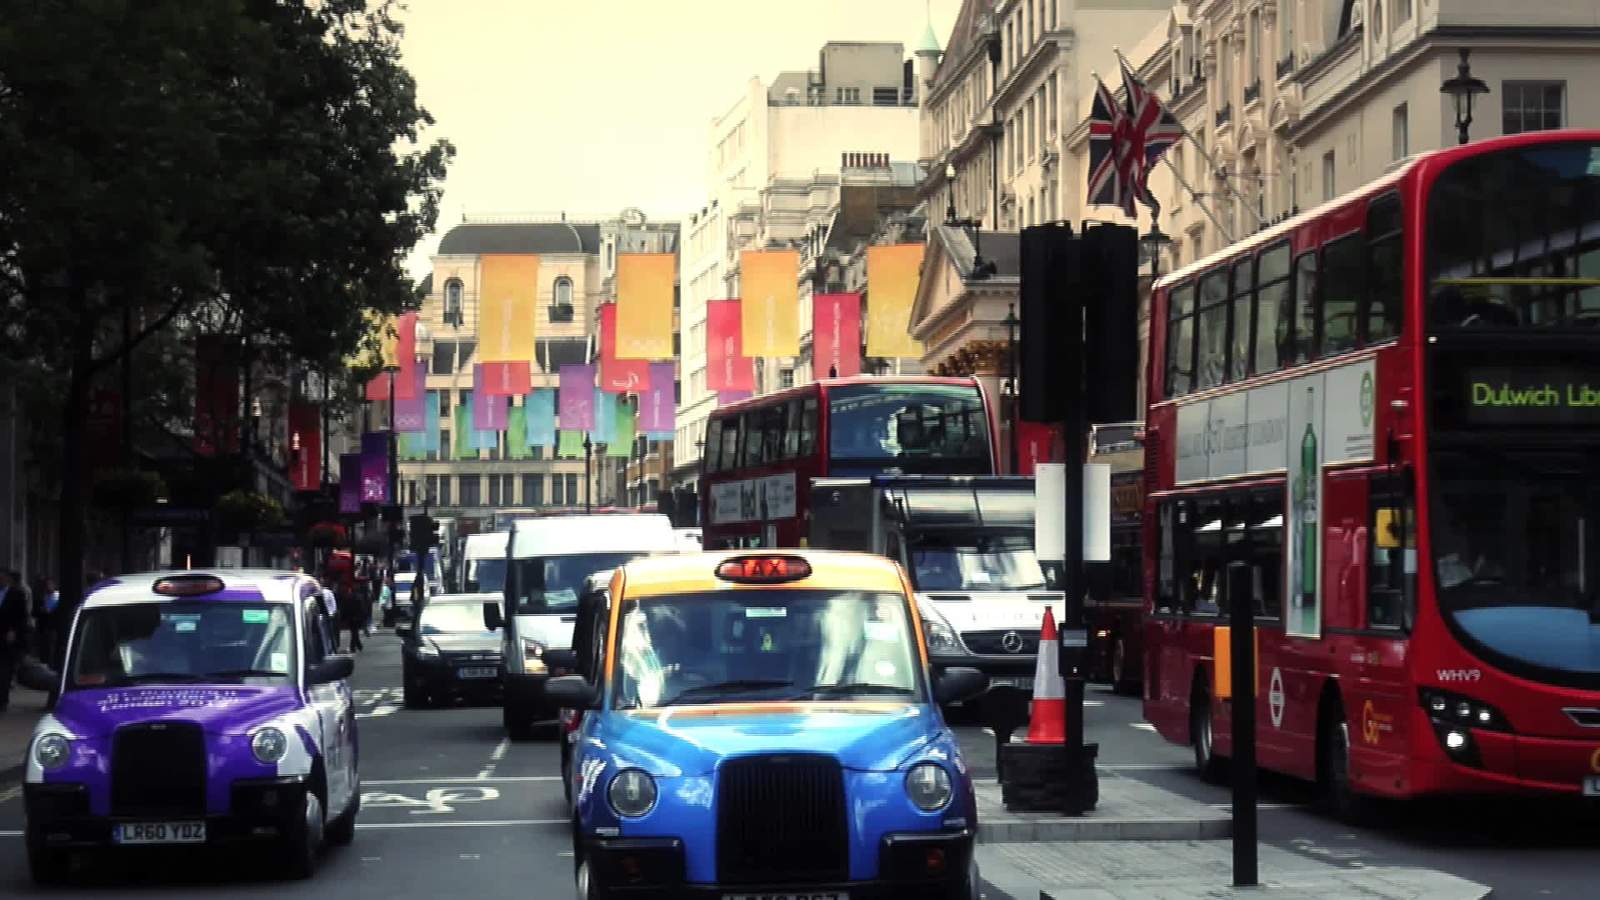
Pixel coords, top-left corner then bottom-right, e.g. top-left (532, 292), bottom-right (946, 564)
top-left (399, 594), bottom-right (504, 708)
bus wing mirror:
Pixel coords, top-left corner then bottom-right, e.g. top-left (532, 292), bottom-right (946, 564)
top-left (482, 601), bottom-right (504, 631)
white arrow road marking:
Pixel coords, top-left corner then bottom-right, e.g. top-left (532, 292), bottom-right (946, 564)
top-left (355, 819), bottom-right (565, 829)
top-left (365, 776), bottom-right (559, 785)
top-left (361, 786), bottom-right (500, 814)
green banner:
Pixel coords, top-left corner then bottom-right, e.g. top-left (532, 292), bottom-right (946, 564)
top-left (558, 429), bottom-right (584, 459)
top-left (607, 399), bottom-right (634, 458)
top-left (506, 406), bottom-right (531, 459)
top-left (454, 404), bottom-right (474, 460)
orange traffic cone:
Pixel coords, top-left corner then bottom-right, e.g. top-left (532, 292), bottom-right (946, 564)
top-left (1025, 607), bottom-right (1066, 744)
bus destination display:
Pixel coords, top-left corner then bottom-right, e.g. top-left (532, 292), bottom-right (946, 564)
top-left (1461, 366), bottom-right (1600, 425)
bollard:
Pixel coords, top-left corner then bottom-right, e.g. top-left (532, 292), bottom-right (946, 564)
top-left (1227, 560), bottom-right (1258, 887)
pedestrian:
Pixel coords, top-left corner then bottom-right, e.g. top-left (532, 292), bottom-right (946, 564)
top-left (341, 576), bottom-right (366, 653)
top-left (0, 568), bottom-right (33, 712)
top-left (30, 577), bottom-right (58, 662)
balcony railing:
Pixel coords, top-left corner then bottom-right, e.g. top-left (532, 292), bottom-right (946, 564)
top-left (1215, 104), bottom-right (1233, 128)
top-left (1243, 80), bottom-right (1261, 105)
top-left (1276, 55), bottom-right (1296, 79)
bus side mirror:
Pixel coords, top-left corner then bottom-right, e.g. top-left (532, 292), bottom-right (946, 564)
top-left (482, 601), bottom-right (504, 632)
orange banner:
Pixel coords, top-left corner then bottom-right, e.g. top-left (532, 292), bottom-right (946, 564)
top-left (479, 254), bottom-right (539, 362)
top-left (740, 250), bottom-right (800, 357)
top-left (616, 253), bottom-right (676, 360)
top-left (866, 244), bottom-right (925, 359)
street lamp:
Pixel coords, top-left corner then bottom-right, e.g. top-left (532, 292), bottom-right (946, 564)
top-left (1139, 223), bottom-right (1174, 280)
top-left (1440, 48), bottom-right (1489, 146)
top-left (384, 363), bottom-right (400, 564)
top-left (1004, 304), bottom-right (1020, 474)
top-left (583, 433), bottom-right (594, 514)
top-left (944, 163), bottom-right (997, 279)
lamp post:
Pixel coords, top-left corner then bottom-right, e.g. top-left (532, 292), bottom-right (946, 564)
top-left (1440, 48), bottom-right (1489, 146)
top-left (583, 433), bottom-right (594, 514)
top-left (385, 363), bottom-right (400, 564)
top-left (1140, 223), bottom-right (1174, 280)
top-left (1004, 304), bottom-right (1020, 474)
top-left (944, 163), bottom-right (996, 279)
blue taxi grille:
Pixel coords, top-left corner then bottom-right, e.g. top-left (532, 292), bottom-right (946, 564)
top-left (716, 754), bottom-right (847, 885)
top-left (111, 722), bottom-right (207, 817)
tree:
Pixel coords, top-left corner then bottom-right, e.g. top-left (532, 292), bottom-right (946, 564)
top-left (0, 0), bottom-right (452, 610)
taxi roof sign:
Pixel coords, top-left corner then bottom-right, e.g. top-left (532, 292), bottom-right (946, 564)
top-left (715, 556), bottom-right (812, 584)
top-left (152, 575), bottom-right (225, 597)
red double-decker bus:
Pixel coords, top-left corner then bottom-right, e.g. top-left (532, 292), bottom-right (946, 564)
top-left (1142, 130), bottom-right (1600, 817)
top-left (701, 376), bottom-right (997, 548)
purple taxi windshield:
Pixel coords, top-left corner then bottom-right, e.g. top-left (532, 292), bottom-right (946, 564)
top-left (68, 601), bottom-right (297, 691)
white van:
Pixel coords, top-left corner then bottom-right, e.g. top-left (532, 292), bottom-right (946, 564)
top-left (484, 514), bottom-right (679, 739)
top-left (461, 532), bottom-right (510, 594)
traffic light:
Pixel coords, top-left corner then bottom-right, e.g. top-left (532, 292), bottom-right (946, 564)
top-left (387, 520), bottom-right (406, 550)
top-left (409, 514), bottom-right (441, 554)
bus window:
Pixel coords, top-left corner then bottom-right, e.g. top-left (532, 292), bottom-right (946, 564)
top-left (1196, 270), bottom-right (1229, 389)
top-left (1367, 193), bottom-right (1403, 342)
top-left (704, 419), bottom-right (723, 472)
top-left (1156, 502), bottom-right (1179, 614)
top-left (760, 405), bottom-right (785, 463)
top-left (721, 416), bottom-right (741, 470)
top-left (741, 410), bottom-right (765, 467)
top-left (1321, 234), bottom-right (1363, 355)
top-left (827, 383), bottom-right (989, 474)
top-left (1293, 251), bottom-right (1319, 362)
top-left (1256, 243), bottom-right (1291, 374)
top-left (798, 396), bottom-right (818, 457)
top-left (783, 400), bottom-right (802, 458)
top-left (1165, 283), bottom-right (1196, 397)
top-left (1247, 488), bottom-right (1285, 620)
top-left (1230, 258), bottom-right (1253, 381)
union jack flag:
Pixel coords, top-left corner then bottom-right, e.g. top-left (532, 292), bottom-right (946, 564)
top-left (1119, 58), bottom-right (1185, 217)
top-left (1086, 75), bottom-right (1135, 217)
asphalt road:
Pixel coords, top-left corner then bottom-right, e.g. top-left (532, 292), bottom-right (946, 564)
top-left (1, 637), bottom-right (1595, 898)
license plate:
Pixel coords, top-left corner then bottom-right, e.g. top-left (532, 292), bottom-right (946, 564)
top-left (722, 894), bottom-right (847, 900)
top-left (113, 821), bottom-right (206, 845)
top-left (1584, 776), bottom-right (1600, 797)
top-left (458, 667), bottom-right (497, 679)
top-left (990, 676), bottom-right (1034, 691)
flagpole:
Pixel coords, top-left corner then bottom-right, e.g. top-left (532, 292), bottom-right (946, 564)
top-left (1114, 48), bottom-right (1269, 233)
top-left (1158, 155), bottom-right (1236, 245)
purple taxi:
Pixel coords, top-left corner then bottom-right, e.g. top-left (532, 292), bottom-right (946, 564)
top-left (19, 570), bottom-right (360, 883)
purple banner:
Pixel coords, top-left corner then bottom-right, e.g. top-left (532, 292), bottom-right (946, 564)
top-left (640, 362), bottom-right (675, 432)
top-left (559, 364), bottom-right (596, 430)
top-left (394, 361), bottom-right (427, 432)
top-left (717, 390), bottom-right (752, 407)
top-left (338, 453), bottom-right (362, 513)
top-left (472, 382), bottom-right (508, 431)
top-left (360, 432), bottom-right (388, 503)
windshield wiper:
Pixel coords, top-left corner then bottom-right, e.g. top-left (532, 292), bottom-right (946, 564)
top-left (119, 673), bottom-right (209, 684)
top-left (789, 682), bottom-right (917, 699)
top-left (206, 668), bottom-right (288, 680)
top-left (661, 679), bottom-right (793, 705)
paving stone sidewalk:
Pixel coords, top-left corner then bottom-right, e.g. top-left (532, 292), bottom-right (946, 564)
top-left (976, 770), bottom-right (1230, 842)
top-left (978, 840), bottom-right (1492, 900)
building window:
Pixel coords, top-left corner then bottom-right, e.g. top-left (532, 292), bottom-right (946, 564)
top-left (1391, 103), bottom-right (1408, 160)
top-left (552, 473), bottom-right (565, 506)
top-left (443, 278), bottom-right (464, 326)
top-left (437, 475), bottom-right (451, 507)
top-left (1321, 149), bottom-right (1336, 201)
top-left (459, 475), bottom-right (481, 508)
top-left (1248, 10), bottom-right (1261, 88)
top-left (1393, 0), bottom-right (1412, 24)
top-left (872, 86), bottom-right (898, 106)
top-left (1046, 75), bottom-right (1058, 137)
top-left (835, 87), bottom-right (860, 105)
top-left (523, 474), bottom-right (543, 506)
top-left (424, 475), bottom-right (439, 506)
top-left (488, 474), bottom-right (502, 506)
top-left (1502, 81), bottom-right (1564, 135)
top-left (551, 276), bottom-right (575, 322)
top-left (566, 474), bottom-right (580, 506)
top-left (1280, 3), bottom-right (1296, 65)
top-left (779, 368), bottom-right (795, 389)
top-left (1218, 37), bottom-right (1230, 102)
top-left (1025, 99), bottom-right (1036, 159)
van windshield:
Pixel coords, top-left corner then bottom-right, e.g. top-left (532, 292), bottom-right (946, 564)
top-left (512, 552), bottom-right (652, 614)
top-left (468, 558), bottom-right (507, 593)
top-left (69, 602), bottom-right (297, 689)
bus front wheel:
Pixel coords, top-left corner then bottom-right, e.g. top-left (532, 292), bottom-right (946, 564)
top-left (1190, 688), bottom-right (1227, 784)
top-left (1318, 702), bottom-right (1379, 824)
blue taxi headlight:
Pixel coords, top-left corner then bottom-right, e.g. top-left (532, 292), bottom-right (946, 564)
top-left (607, 768), bottom-right (657, 818)
top-left (251, 726), bottom-right (289, 764)
top-left (34, 733), bottom-right (71, 771)
top-left (906, 762), bottom-right (953, 811)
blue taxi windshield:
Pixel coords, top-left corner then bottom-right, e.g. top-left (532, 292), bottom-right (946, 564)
top-left (68, 602), bottom-right (297, 690)
top-left (612, 590), bottom-right (923, 709)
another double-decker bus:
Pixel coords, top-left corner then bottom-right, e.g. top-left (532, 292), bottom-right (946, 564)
top-left (1141, 130), bottom-right (1600, 817)
top-left (1085, 422), bottom-right (1146, 695)
top-left (701, 376), bottom-right (996, 548)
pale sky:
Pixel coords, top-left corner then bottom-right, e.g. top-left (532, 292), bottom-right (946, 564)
top-left (397, 0), bottom-right (963, 279)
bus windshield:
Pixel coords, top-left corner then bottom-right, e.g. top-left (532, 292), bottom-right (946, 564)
top-left (1430, 447), bottom-right (1600, 686)
top-left (1428, 140), bottom-right (1600, 330)
top-left (827, 383), bottom-right (990, 475)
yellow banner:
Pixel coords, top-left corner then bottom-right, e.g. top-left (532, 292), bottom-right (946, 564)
top-left (617, 253), bottom-right (676, 360)
top-left (866, 244), bottom-right (925, 359)
top-left (740, 250), bottom-right (800, 357)
top-left (479, 254), bottom-right (540, 362)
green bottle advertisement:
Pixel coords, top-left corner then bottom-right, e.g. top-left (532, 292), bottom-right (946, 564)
top-left (1295, 385), bottom-right (1319, 632)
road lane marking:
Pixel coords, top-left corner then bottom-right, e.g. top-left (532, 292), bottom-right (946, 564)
top-left (490, 738), bottom-right (510, 761)
top-left (0, 785), bottom-right (22, 804)
top-left (363, 786), bottom-right (500, 814)
top-left (357, 704), bottom-right (400, 719)
top-left (1130, 723), bottom-right (1158, 731)
top-left (365, 776), bottom-right (560, 785)
top-left (355, 819), bottom-right (566, 829)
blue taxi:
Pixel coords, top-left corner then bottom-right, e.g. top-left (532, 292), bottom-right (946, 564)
top-left (545, 550), bottom-right (988, 900)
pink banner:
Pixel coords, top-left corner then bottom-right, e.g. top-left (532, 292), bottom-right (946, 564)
top-left (717, 390), bottom-right (752, 407)
top-left (640, 362), bottom-right (675, 432)
top-left (599, 304), bottom-right (649, 393)
top-left (559, 364), bottom-right (597, 429)
top-left (479, 361), bottom-right (531, 397)
top-left (395, 312), bottom-right (418, 400)
top-left (394, 363), bottom-right (427, 432)
top-left (360, 432), bottom-right (388, 503)
top-left (289, 402), bottom-right (322, 491)
top-left (812, 293), bottom-right (861, 379)
top-left (471, 377), bottom-right (508, 431)
top-left (363, 370), bottom-right (392, 402)
top-left (706, 300), bottom-right (754, 392)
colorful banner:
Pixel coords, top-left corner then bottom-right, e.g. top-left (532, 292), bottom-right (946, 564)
top-left (471, 374), bottom-right (509, 430)
top-left (363, 370), bottom-right (392, 402)
top-left (338, 453), bottom-right (362, 513)
top-left (812, 293), bottom-right (862, 378)
top-left (194, 334), bottom-right (240, 456)
top-left (288, 401), bottom-right (321, 491)
top-left (558, 429), bottom-right (585, 459)
top-left (718, 390), bottom-right (752, 407)
top-left (359, 432), bottom-right (388, 503)
top-left (399, 431), bottom-right (426, 461)
top-left (594, 391), bottom-right (617, 445)
top-left (479, 254), bottom-right (540, 362)
top-left (453, 403), bottom-right (474, 460)
top-left (559, 364), bottom-right (597, 429)
top-left (706, 300), bottom-right (755, 392)
top-left (506, 406), bottom-right (531, 459)
top-left (394, 363), bottom-right (427, 432)
top-left (526, 389), bottom-right (555, 447)
top-left (395, 312), bottom-right (419, 400)
top-left (472, 419), bottom-right (498, 451)
top-left (599, 304), bottom-right (649, 393)
top-left (740, 250), bottom-right (800, 357)
top-left (608, 397), bottom-right (635, 458)
top-left (640, 362), bottom-right (675, 432)
top-left (866, 243), bottom-right (925, 358)
top-left (616, 253), bottom-right (676, 359)
top-left (425, 391), bottom-right (441, 453)
top-left (479, 361), bottom-right (531, 397)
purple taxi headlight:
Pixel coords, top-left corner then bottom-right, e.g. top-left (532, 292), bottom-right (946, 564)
top-left (251, 727), bottom-right (289, 764)
top-left (34, 733), bottom-right (71, 770)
